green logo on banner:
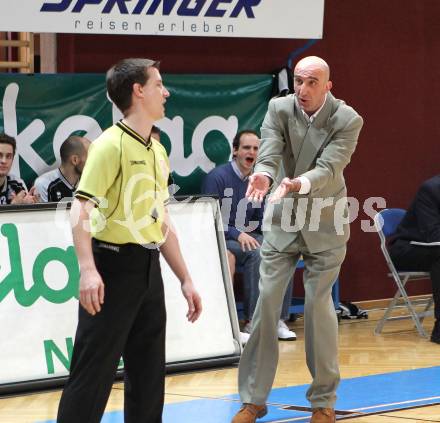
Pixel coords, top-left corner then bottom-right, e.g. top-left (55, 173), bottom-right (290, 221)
top-left (44, 338), bottom-right (74, 374)
top-left (44, 337), bottom-right (124, 374)
top-left (0, 223), bottom-right (79, 306)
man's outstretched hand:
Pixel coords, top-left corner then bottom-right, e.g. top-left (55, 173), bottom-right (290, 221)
top-left (269, 177), bottom-right (301, 203)
top-left (246, 173), bottom-right (270, 202)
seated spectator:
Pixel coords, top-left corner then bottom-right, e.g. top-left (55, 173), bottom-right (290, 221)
top-left (0, 133), bottom-right (37, 205)
top-left (33, 135), bottom-right (90, 202)
top-left (202, 129), bottom-right (296, 342)
top-left (388, 175), bottom-right (440, 344)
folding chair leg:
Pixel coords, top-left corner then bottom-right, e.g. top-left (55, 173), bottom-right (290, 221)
top-left (375, 276), bottom-right (430, 338)
top-left (400, 291), bottom-right (429, 338)
top-left (398, 276), bottom-right (430, 338)
top-left (375, 289), bottom-right (402, 335)
top-left (418, 296), bottom-right (434, 326)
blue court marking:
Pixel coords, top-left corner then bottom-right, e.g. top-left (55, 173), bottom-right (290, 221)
top-left (37, 366), bottom-right (440, 422)
top-left (257, 365), bottom-right (440, 412)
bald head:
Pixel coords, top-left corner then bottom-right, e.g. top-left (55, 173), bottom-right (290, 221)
top-left (60, 135), bottom-right (91, 175)
top-left (60, 136), bottom-right (90, 163)
top-left (295, 56), bottom-right (330, 82)
top-left (293, 56), bottom-right (332, 115)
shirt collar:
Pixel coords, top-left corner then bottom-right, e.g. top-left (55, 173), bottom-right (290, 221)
top-left (57, 168), bottom-right (76, 190)
top-left (116, 120), bottom-right (152, 148)
top-left (231, 160), bottom-right (248, 181)
top-left (301, 94), bottom-right (327, 124)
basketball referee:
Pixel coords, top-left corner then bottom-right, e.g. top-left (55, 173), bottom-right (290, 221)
top-left (57, 58), bottom-right (202, 423)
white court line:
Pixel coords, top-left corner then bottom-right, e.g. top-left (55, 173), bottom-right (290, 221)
top-left (350, 395), bottom-right (440, 412)
top-left (259, 417), bottom-right (309, 423)
top-left (269, 396), bottom-right (440, 422)
top-left (175, 394), bottom-right (440, 411)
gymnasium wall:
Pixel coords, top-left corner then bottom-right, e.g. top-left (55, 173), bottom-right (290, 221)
top-left (56, 0), bottom-right (440, 301)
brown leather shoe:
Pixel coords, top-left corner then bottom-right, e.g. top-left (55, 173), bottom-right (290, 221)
top-left (231, 403), bottom-right (268, 423)
top-left (310, 408), bottom-right (336, 423)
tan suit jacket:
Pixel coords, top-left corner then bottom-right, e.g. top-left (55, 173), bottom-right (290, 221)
top-left (256, 93), bottom-right (364, 253)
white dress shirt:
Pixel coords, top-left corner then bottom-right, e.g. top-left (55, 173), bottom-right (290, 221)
top-left (260, 95), bottom-right (328, 195)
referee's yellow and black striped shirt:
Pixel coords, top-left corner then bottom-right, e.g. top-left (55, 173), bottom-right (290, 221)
top-left (76, 121), bottom-right (170, 245)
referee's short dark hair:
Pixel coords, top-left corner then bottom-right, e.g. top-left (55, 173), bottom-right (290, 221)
top-left (60, 136), bottom-right (87, 164)
top-left (106, 58), bottom-right (160, 115)
top-left (232, 129), bottom-right (260, 155)
top-left (0, 133), bottom-right (17, 155)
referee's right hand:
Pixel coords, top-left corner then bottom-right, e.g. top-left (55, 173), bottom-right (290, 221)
top-left (79, 268), bottom-right (105, 315)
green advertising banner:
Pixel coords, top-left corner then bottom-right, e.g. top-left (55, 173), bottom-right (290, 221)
top-left (0, 200), bottom-right (241, 388)
top-left (0, 74), bottom-right (273, 194)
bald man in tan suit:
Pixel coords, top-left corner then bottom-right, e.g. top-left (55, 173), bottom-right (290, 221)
top-left (231, 57), bottom-right (363, 423)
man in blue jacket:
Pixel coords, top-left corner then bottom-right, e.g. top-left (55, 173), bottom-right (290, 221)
top-left (202, 129), bottom-right (295, 341)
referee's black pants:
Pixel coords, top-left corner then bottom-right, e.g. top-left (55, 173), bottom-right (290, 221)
top-left (57, 240), bottom-right (166, 423)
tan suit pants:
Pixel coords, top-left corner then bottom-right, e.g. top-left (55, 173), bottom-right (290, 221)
top-left (238, 234), bottom-right (346, 408)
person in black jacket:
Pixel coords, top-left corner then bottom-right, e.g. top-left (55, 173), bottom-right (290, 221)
top-left (0, 133), bottom-right (37, 205)
top-left (33, 135), bottom-right (90, 202)
top-left (389, 174), bottom-right (440, 344)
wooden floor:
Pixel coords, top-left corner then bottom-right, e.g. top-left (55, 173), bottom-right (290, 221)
top-left (1, 308), bottom-right (439, 422)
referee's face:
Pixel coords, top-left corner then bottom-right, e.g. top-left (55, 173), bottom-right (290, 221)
top-left (142, 67), bottom-right (170, 121)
